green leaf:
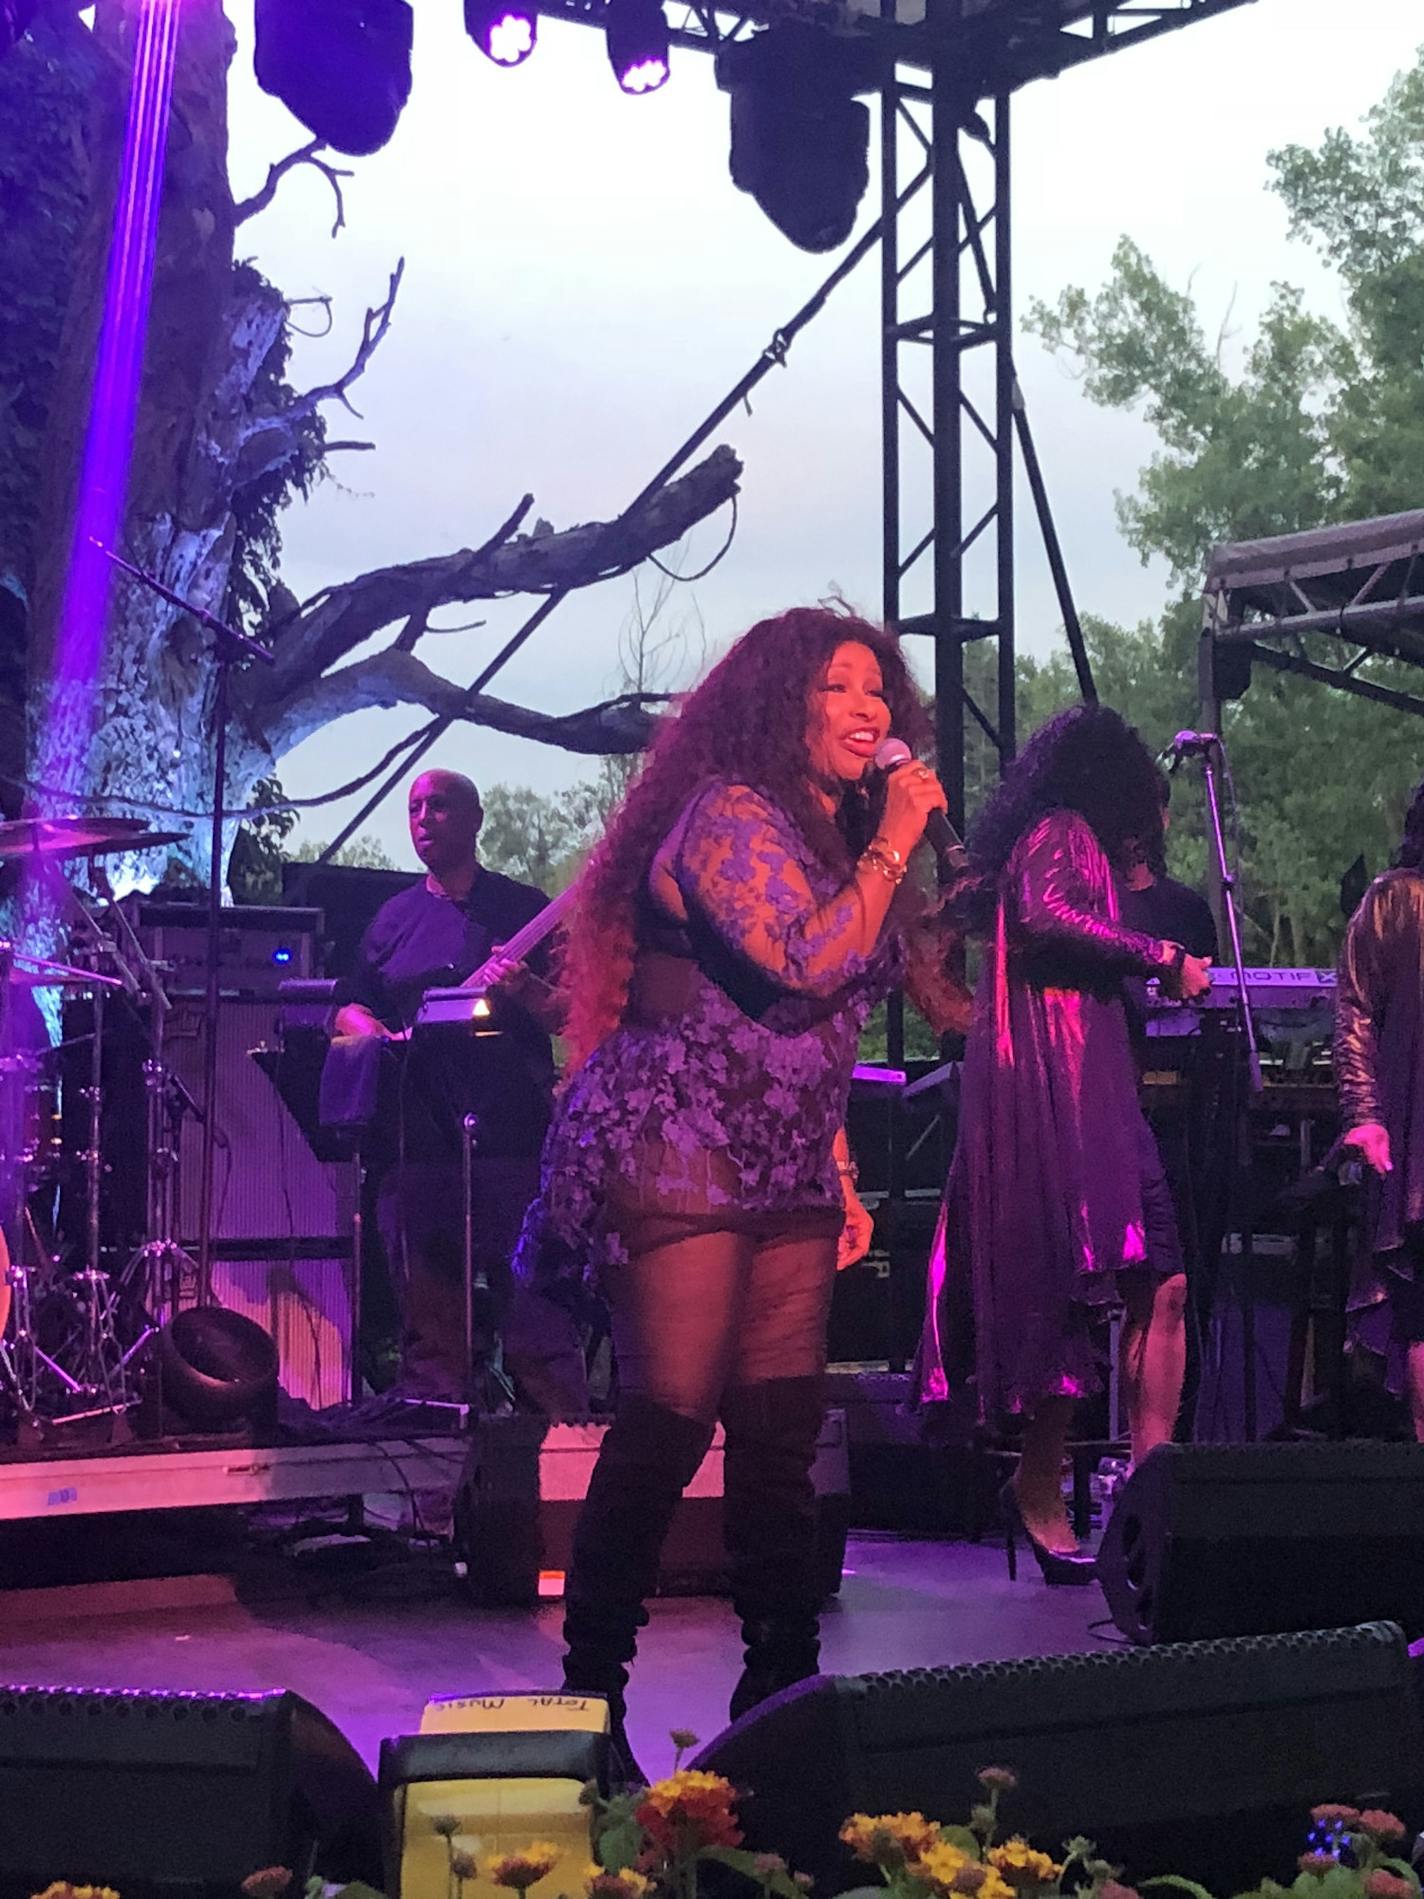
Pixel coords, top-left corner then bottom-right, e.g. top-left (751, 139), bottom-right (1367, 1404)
top-left (595, 1815), bottom-right (647, 1873)
top-left (939, 1829), bottom-right (983, 1860)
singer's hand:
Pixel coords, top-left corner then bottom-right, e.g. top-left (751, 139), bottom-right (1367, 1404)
top-left (879, 759), bottom-right (949, 861)
top-left (1343, 1121), bottom-right (1393, 1176)
top-left (837, 1186), bottom-right (875, 1271)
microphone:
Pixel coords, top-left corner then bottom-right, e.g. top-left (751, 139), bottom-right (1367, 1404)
top-left (874, 738), bottom-right (969, 874)
top-left (1167, 729), bottom-right (1219, 769)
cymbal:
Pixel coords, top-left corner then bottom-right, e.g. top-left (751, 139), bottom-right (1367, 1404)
top-left (6, 952), bottom-right (126, 989)
top-left (0, 817), bottom-right (186, 861)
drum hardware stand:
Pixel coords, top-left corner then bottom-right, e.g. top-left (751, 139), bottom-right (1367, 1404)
top-left (97, 542), bottom-right (275, 1307)
top-left (0, 943), bottom-right (128, 1429)
top-left (463, 1109), bottom-right (515, 1415)
top-left (1177, 730), bottom-right (1267, 1439)
top-left (88, 863), bottom-right (206, 1329)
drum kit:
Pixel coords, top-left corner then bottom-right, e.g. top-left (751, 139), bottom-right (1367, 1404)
top-left (0, 812), bottom-right (196, 1442)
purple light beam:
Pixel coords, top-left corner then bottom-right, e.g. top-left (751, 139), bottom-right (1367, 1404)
top-left (39, 0), bottom-right (182, 799)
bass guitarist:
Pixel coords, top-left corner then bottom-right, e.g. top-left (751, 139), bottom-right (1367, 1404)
top-left (334, 768), bottom-right (588, 1417)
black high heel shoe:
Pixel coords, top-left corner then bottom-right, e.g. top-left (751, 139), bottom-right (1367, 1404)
top-left (1000, 1480), bottom-right (1097, 1587)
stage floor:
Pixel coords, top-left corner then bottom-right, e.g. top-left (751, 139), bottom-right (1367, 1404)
top-left (0, 1531), bottom-right (1114, 1778)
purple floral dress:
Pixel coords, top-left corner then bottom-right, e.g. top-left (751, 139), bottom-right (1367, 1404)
top-left (517, 780), bottom-right (901, 1294)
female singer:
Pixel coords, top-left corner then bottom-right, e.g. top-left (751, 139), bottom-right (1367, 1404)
top-left (917, 704), bottom-right (1210, 1581)
top-left (516, 606), bottom-right (964, 1772)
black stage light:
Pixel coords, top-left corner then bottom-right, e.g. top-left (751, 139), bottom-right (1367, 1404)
top-left (0, 0), bottom-right (35, 59)
top-left (254, 0), bottom-right (414, 156)
top-left (717, 24), bottom-right (879, 253)
top-left (465, 0), bottom-right (538, 68)
top-left (606, 0), bottom-right (670, 95)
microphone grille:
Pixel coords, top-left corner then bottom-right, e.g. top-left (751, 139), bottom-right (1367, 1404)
top-left (874, 737), bottom-right (913, 771)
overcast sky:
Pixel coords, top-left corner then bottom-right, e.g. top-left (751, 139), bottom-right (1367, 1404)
top-left (224, 1), bottom-right (1422, 868)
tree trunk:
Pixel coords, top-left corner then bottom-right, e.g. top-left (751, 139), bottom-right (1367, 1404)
top-left (30, 0), bottom-right (251, 884)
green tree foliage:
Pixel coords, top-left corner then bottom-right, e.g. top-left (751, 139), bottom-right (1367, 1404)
top-left (477, 781), bottom-right (605, 894)
top-left (1020, 52), bottom-right (1424, 964)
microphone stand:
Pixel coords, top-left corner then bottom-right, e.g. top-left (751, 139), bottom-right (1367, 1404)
top-left (98, 544), bottom-right (274, 1305)
top-left (1181, 730), bottom-right (1264, 1437)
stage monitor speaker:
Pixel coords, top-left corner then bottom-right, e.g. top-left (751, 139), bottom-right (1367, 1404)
top-left (692, 1621), bottom-right (1424, 1899)
top-left (1098, 1441), bottom-right (1424, 1646)
top-left (0, 1682), bottom-right (382, 1898)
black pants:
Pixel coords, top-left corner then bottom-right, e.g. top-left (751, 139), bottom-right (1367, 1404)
top-left (376, 1157), bottom-right (589, 1415)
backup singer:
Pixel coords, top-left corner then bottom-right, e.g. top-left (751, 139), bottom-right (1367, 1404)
top-left (335, 768), bottom-right (587, 1416)
top-left (1335, 777), bottom-right (1424, 1442)
top-left (917, 706), bottom-right (1210, 1581)
top-left (516, 608), bottom-right (964, 1771)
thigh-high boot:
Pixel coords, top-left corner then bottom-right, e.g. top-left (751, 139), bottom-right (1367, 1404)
top-left (720, 1374), bottom-right (827, 1724)
top-left (561, 1393), bottom-right (714, 1784)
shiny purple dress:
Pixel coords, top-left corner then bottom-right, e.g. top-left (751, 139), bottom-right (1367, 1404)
top-left (518, 780), bottom-right (901, 1296)
top-left (917, 808), bottom-right (1181, 1420)
top-left (1335, 869), bottom-right (1424, 1268)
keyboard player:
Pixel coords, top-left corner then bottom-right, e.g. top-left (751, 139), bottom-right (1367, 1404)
top-left (1335, 775), bottom-right (1424, 1442)
top-left (334, 769), bottom-right (589, 1417)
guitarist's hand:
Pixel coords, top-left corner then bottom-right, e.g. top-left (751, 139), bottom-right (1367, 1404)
top-left (483, 946), bottom-right (562, 1032)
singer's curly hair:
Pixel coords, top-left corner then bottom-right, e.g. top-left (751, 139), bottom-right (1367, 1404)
top-left (560, 605), bottom-right (930, 1066)
top-left (1394, 776), bottom-right (1424, 871)
top-left (953, 701), bottom-right (1164, 933)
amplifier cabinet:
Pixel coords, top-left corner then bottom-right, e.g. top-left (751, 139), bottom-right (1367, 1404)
top-left (162, 996), bottom-right (356, 1246)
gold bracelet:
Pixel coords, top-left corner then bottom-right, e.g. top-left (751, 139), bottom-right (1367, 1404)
top-left (860, 840), bottom-right (908, 886)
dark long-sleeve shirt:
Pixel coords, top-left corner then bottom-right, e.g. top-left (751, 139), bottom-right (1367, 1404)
top-left (348, 868), bottom-right (556, 1160)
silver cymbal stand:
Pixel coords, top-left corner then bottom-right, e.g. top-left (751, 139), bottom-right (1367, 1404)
top-left (0, 946), bottom-right (124, 1424)
top-left (88, 867), bottom-right (203, 1328)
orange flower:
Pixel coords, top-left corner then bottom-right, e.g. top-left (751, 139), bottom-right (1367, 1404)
top-left (585, 1868), bottom-right (652, 1899)
top-left (636, 1770), bottom-right (743, 1854)
top-left (1364, 1874), bottom-right (1414, 1899)
top-left (1358, 1813), bottom-right (1408, 1846)
top-left (30, 1888), bottom-right (122, 1899)
top-left (987, 1839), bottom-right (1063, 1890)
top-left (839, 1813), bottom-right (943, 1866)
top-left (241, 1875), bottom-right (293, 1899)
top-left (1311, 1807), bottom-right (1362, 1828)
top-left (485, 1843), bottom-right (562, 1891)
top-left (917, 1842), bottom-right (1013, 1899)
top-left (1298, 1856), bottom-right (1337, 1878)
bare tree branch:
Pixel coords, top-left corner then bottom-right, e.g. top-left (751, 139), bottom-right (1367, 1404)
top-left (234, 138), bottom-right (354, 238)
top-left (283, 259), bottom-right (404, 424)
top-left (389, 492), bottom-right (533, 653)
top-left (323, 439), bottom-right (376, 454)
top-left (252, 444), bottom-right (742, 705)
top-left (228, 265), bottom-right (404, 489)
top-left (263, 648), bottom-right (668, 761)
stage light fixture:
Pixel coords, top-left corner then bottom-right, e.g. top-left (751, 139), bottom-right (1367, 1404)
top-left (717, 24), bottom-right (878, 253)
top-left (465, 0), bottom-right (537, 68)
top-left (254, 0), bottom-right (414, 156)
top-left (0, 0), bottom-right (35, 60)
top-left (605, 0), bottom-right (669, 95)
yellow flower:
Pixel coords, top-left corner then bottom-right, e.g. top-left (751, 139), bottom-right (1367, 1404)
top-left (585, 1869), bottom-right (652, 1899)
top-left (918, 1844), bottom-right (1015, 1899)
top-left (637, 1771), bottom-right (743, 1851)
top-left (987, 1840), bottom-right (1063, 1890)
top-left (31, 1888), bottom-right (123, 1899)
top-left (485, 1843), bottom-right (562, 1891)
top-left (839, 1813), bottom-right (942, 1865)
